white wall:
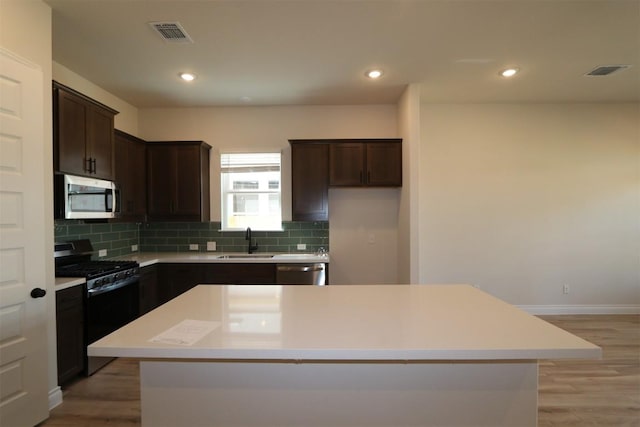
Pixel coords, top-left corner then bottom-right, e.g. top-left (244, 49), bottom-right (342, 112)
top-left (52, 62), bottom-right (139, 135)
top-left (329, 188), bottom-right (400, 284)
top-left (139, 105), bottom-right (399, 285)
top-left (397, 84), bottom-right (421, 284)
top-left (0, 0), bottom-right (56, 406)
top-left (420, 103), bottom-right (640, 309)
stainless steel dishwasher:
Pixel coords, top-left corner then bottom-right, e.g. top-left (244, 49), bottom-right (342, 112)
top-left (276, 263), bottom-right (326, 286)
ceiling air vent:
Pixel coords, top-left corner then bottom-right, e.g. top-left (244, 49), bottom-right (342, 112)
top-left (148, 22), bottom-right (194, 43)
top-left (585, 65), bottom-right (631, 76)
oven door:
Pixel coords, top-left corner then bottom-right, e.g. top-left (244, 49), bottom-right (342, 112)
top-left (85, 279), bottom-right (139, 375)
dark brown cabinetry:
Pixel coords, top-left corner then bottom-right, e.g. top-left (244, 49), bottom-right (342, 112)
top-left (155, 263), bottom-right (279, 306)
top-left (156, 263), bottom-right (204, 306)
top-left (139, 265), bottom-right (159, 315)
top-left (329, 139), bottom-right (402, 187)
top-left (289, 139), bottom-right (402, 220)
top-left (55, 285), bottom-right (85, 385)
top-left (289, 141), bottom-right (329, 221)
top-left (114, 130), bottom-right (147, 222)
top-left (201, 264), bottom-right (276, 285)
top-left (146, 141), bottom-right (211, 222)
top-left (53, 81), bottom-right (118, 180)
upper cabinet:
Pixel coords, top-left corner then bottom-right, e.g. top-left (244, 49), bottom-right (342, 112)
top-left (114, 129), bottom-right (147, 222)
top-left (290, 141), bottom-right (329, 221)
top-left (329, 139), bottom-right (402, 187)
top-left (53, 81), bottom-right (118, 180)
top-left (146, 141), bottom-right (211, 222)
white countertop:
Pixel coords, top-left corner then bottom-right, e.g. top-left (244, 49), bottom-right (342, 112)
top-left (54, 252), bottom-right (330, 290)
top-left (55, 277), bottom-right (85, 291)
top-left (89, 284), bottom-right (601, 361)
top-left (123, 252), bottom-right (329, 268)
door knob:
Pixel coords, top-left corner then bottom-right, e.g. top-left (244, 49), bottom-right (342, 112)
top-left (30, 288), bottom-right (46, 298)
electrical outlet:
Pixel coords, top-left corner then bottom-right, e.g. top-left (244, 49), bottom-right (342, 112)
top-left (563, 284), bottom-right (570, 294)
top-left (189, 244), bottom-right (199, 251)
top-left (297, 243), bottom-right (306, 250)
top-left (207, 241), bottom-right (217, 251)
top-left (98, 249), bottom-right (107, 257)
top-left (131, 244), bottom-right (138, 252)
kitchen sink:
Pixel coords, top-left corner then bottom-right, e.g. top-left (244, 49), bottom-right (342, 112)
top-left (217, 254), bottom-right (274, 259)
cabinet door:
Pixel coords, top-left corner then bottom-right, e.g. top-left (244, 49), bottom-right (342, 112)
top-left (201, 264), bottom-right (276, 284)
top-left (157, 264), bottom-right (204, 304)
top-left (329, 143), bottom-right (365, 186)
top-left (174, 144), bottom-right (204, 218)
top-left (129, 138), bottom-right (147, 218)
top-left (291, 143), bottom-right (329, 221)
top-left (55, 88), bottom-right (88, 176)
top-left (114, 130), bottom-right (146, 221)
top-left (56, 285), bottom-right (85, 385)
top-left (366, 142), bottom-right (402, 186)
top-left (146, 142), bottom-right (211, 222)
top-left (139, 265), bottom-right (159, 315)
top-left (146, 145), bottom-right (175, 219)
top-left (87, 106), bottom-right (115, 180)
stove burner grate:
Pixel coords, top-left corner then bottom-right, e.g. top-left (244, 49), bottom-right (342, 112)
top-left (55, 260), bottom-right (139, 279)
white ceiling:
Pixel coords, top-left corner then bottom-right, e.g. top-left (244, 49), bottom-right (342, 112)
top-left (45, 0), bottom-right (640, 108)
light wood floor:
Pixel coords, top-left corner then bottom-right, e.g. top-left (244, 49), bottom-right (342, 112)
top-left (40, 315), bottom-right (639, 427)
top-left (538, 315), bottom-right (639, 427)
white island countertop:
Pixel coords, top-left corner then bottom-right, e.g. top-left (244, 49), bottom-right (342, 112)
top-left (89, 284), bottom-right (600, 361)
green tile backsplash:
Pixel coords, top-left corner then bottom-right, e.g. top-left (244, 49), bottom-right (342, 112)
top-left (54, 220), bottom-right (329, 259)
top-left (54, 221), bottom-right (140, 259)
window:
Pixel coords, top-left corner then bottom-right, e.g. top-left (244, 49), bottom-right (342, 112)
top-left (221, 152), bottom-right (282, 231)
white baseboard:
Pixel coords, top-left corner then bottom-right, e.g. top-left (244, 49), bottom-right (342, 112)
top-left (518, 304), bottom-right (640, 315)
top-left (49, 386), bottom-right (63, 410)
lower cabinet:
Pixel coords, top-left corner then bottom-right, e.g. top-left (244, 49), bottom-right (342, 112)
top-left (55, 285), bottom-right (85, 385)
top-left (137, 263), bottom-right (294, 315)
top-left (154, 263), bottom-right (278, 307)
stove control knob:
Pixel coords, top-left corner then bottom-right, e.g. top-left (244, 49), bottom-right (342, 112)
top-left (114, 273), bottom-right (122, 281)
top-left (94, 279), bottom-right (103, 287)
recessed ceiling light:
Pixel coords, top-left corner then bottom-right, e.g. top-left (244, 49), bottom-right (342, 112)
top-left (179, 72), bottom-right (196, 81)
top-left (366, 69), bottom-right (383, 79)
top-left (500, 68), bottom-right (519, 78)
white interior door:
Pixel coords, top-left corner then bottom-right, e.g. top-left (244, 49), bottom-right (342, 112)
top-left (0, 48), bottom-right (49, 426)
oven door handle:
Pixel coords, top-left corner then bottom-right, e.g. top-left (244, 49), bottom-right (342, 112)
top-left (87, 276), bottom-right (139, 297)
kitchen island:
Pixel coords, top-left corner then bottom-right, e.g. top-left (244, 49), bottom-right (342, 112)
top-left (89, 284), bottom-right (600, 427)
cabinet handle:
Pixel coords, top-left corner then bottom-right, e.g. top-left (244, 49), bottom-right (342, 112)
top-left (85, 157), bottom-right (92, 173)
top-left (91, 158), bottom-right (97, 174)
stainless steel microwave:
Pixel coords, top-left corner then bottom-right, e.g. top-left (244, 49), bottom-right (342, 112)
top-left (54, 174), bottom-right (118, 219)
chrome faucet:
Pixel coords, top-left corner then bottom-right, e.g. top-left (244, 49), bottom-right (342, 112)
top-left (245, 227), bottom-right (258, 254)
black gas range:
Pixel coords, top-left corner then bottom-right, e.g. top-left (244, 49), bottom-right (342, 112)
top-left (55, 239), bottom-right (140, 375)
top-left (55, 240), bottom-right (139, 296)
